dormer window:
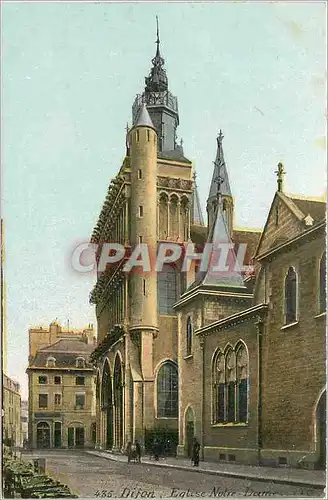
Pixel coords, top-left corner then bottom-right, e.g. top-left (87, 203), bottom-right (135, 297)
top-left (46, 357), bottom-right (56, 368)
top-left (76, 357), bottom-right (85, 368)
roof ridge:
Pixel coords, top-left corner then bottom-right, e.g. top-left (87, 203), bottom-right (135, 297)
top-left (285, 193), bottom-right (327, 203)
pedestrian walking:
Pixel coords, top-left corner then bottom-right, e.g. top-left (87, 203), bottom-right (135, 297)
top-left (152, 438), bottom-right (160, 461)
top-left (191, 437), bottom-right (200, 467)
top-left (135, 440), bottom-right (141, 463)
top-left (126, 441), bottom-right (132, 463)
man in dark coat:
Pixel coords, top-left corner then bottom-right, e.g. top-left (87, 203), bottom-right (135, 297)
top-left (152, 438), bottom-right (160, 461)
top-left (192, 437), bottom-right (200, 466)
top-left (135, 440), bottom-right (141, 463)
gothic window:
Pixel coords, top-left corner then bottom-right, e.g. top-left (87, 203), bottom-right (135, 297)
top-left (169, 195), bottom-right (179, 239)
top-left (157, 264), bottom-right (177, 315)
top-left (236, 344), bottom-right (248, 423)
top-left (212, 343), bottom-right (249, 424)
top-left (157, 362), bottom-right (178, 418)
top-left (284, 267), bottom-right (298, 324)
top-left (213, 350), bottom-right (225, 424)
top-left (319, 252), bottom-right (326, 314)
top-left (226, 349), bottom-right (236, 423)
top-left (159, 193), bottom-right (168, 240)
top-left (186, 317), bottom-right (192, 356)
top-left (180, 197), bottom-right (189, 241)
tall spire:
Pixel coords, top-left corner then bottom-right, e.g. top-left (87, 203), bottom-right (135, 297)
top-left (155, 15), bottom-right (160, 57)
top-left (191, 172), bottom-right (205, 226)
top-left (145, 16), bottom-right (168, 93)
top-left (208, 130), bottom-right (231, 201)
top-left (207, 131), bottom-right (234, 238)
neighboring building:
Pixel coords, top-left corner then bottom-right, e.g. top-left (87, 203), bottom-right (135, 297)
top-left (1, 218), bottom-right (8, 376)
top-left (21, 400), bottom-right (28, 445)
top-left (26, 321), bottom-right (96, 449)
top-left (3, 375), bottom-right (21, 448)
top-left (89, 28), bottom-right (258, 454)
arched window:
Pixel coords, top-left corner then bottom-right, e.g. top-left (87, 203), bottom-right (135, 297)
top-left (212, 342), bottom-right (249, 424)
top-left (46, 357), bottom-right (56, 368)
top-left (157, 362), bottom-right (178, 418)
top-left (226, 349), bottom-right (236, 423)
top-left (319, 252), bottom-right (326, 314)
top-left (186, 317), bottom-right (192, 356)
top-left (236, 344), bottom-right (248, 423)
top-left (213, 350), bottom-right (225, 424)
top-left (76, 357), bottom-right (85, 368)
top-left (284, 267), bottom-right (297, 324)
top-left (157, 264), bottom-right (178, 315)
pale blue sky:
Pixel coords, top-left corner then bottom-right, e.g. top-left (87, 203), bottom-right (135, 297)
top-left (2, 2), bottom-right (326, 398)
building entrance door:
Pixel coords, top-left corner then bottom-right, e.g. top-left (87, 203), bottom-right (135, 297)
top-left (36, 422), bottom-right (50, 449)
top-left (75, 427), bottom-right (85, 448)
top-left (68, 427), bottom-right (74, 448)
top-left (185, 407), bottom-right (194, 458)
top-left (316, 391), bottom-right (326, 469)
top-left (54, 422), bottom-right (62, 448)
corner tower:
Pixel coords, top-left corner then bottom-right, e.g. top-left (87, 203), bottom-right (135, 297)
top-left (207, 130), bottom-right (234, 236)
top-left (129, 103), bottom-right (158, 334)
top-left (132, 18), bottom-right (180, 154)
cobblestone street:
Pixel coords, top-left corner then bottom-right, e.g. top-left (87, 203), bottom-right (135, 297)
top-left (22, 450), bottom-right (325, 498)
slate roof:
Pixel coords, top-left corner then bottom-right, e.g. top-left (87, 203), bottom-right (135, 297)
top-left (158, 149), bottom-right (192, 164)
top-left (208, 133), bottom-right (232, 200)
top-left (134, 103), bottom-right (155, 129)
top-left (288, 196), bottom-right (326, 223)
top-left (190, 225), bottom-right (261, 265)
top-left (29, 338), bottom-right (94, 369)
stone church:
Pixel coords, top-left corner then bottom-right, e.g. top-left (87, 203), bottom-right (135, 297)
top-left (89, 28), bottom-right (326, 469)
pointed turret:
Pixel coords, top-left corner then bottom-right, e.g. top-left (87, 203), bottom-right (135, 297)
top-left (206, 131), bottom-right (234, 237)
top-left (191, 172), bottom-right (205, 226)
top-left (134, 103), bottom-right (155, 130)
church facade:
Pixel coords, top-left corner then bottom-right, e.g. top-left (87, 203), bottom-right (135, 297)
top-left (89, 29), bottom-right (326, 468)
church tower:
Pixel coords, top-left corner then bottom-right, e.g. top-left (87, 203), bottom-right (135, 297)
top-left (132, 17), bottom-right (180, 154)
top-left (207, 130), bottom-right (234, 237)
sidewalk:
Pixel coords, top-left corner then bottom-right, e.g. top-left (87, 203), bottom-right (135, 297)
top-left (86, 450), bottom-right (326, 489)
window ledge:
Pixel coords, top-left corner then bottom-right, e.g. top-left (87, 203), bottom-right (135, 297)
top-left (281, 321), bottom-right (299, 331)
top-left (183, 354), bottom-right (193, 360)
top-left (315, 312), bottom-right (326, 319)
top-left (212, 422), bottom-right (248, 428)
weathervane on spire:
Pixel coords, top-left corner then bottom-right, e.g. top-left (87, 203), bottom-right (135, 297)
top-left (275, 162), bottom-right (286, 192)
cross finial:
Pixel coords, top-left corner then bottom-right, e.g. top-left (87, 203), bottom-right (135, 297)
top-left (217, 129), bottom-right (224, 146)
top-left (275, 162), bottom-right (286, 192)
